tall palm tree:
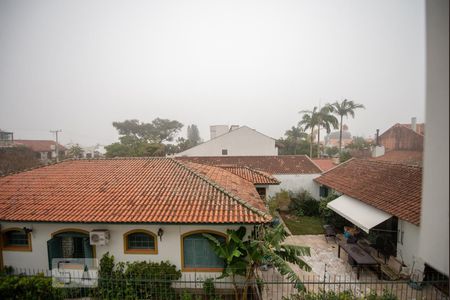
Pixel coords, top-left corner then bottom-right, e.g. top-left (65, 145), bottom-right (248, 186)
top-left (330, 99), bottom-right (365, 152)
top-left (299, 107), bottom-right (319, 158)
top-left (315, 105), bottom-right (339, 158)
top-left (285, 126), bottom-right (308, 154)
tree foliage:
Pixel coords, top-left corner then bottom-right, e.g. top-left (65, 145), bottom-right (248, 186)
top-left (0, 146), bottom-right (40, 176)
top-left (105, 118), bottom-right (183, 157)
top-left (204, 225), bottom-right (311, 300)
top-left (329, 99), bottom-right (365, 152)
top-left (277, 126), bottom-right (315, 156)
top-left (186, 124), bottom-right (202, 145)
top-left (299, 106), bottom-right (338, 158)
top-left (67, 144), bottom-right (84, 159)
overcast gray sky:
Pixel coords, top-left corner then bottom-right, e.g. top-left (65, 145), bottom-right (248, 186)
top-left (0, 0), bottom-right (425, 146)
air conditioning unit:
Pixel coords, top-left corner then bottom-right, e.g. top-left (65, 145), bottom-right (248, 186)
top-left (89, 230), bottom-right (110, 246)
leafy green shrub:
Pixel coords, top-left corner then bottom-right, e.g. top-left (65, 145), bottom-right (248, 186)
top-left (98, 252), bottom-right (182, 299)
top-left (203, 278), bottom-right (216, 298)
top-left (289, 190), bottom-right (320, 216)
top-left (0, 273), bottom-right (61, 300)
top-left (269, 190), bottom-right (292, 214)
top-left (319, 193), bottom-right (351, 230)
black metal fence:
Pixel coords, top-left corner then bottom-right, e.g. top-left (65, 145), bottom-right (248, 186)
top-left (1, 267), bottom-right (448, 300)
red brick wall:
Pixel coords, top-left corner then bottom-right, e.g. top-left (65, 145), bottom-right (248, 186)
top-left (380, 125), bottom-right (424, 151)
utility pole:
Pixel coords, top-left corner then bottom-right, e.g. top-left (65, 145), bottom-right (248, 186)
top-left (50, 129), bottom-right (62, 162)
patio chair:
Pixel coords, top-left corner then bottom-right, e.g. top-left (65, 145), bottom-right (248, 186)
top-left (323, 224), bottom-right (337, 243)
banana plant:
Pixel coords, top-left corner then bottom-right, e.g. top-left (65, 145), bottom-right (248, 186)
top-left (204, 225), bottom-right (311, 300)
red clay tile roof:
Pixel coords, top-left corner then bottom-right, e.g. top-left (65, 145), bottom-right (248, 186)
top-left (0, 158), bottom-right (270, 224)
top-left (372, 150), bottom-right (423, 166)
top-left (176, 155), bottom-right (321, 174)
top-left (215, 165), bottom-right (280, 185)
top-left (14, 140), bottom-right (66, 152)
top-left (314, 158), bottom-right (422, 225)
top-left (400, 123), bottom-right (425, 136)
top-left (311, 159), bottom-right (337, 172)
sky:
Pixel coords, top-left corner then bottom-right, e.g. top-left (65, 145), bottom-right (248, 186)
top-left (0, 0), bottom-right (425, 146)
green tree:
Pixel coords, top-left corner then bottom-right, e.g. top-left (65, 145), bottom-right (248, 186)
top-left (329, 99), bottom-right (365, 153)
top-left (299, 108), bottom-right (319, 158)
top-left (112, 118), bottom-right (183, 144)
top-left (67, 144), bottom-right (84, 159)
top-left (285, 126), bottom-right (308, 155)
top-left (186, 124), bottom-right (202, 146)
top-left (0, 146), bottom-right (40, 176)
top-left (204, 225), bottom-right (311, 300)
top-left (106, 118), bottom-right (182, 157)
top-left (315, 105), bottom-right (338, 158)
top-left (347, 136), bottom-right (372, 150)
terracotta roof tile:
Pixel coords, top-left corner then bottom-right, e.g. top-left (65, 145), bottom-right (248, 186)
top-left (311, 159), bottom-right (337, 172)
top-left (0, 158), bottom-right (270, 224)
top-left (176, 155), bottom-right (321, 174)
top-left (215, 165), bottom-right (280, 185)
top-left (372, 150), bottom-right (423, 166)
top-left (314, 159), bottom-right (422, 225)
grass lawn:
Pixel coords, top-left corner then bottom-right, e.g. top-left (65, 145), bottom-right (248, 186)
top-left (281, 213), bottom-right (324, 235)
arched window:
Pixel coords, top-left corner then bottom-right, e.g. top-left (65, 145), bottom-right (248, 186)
top-left (123, 230), bottom-right (157, 254)
top-left (2, 228), bottom-right (32, 251)
top-left (181, 231), bottom-right (225, 271)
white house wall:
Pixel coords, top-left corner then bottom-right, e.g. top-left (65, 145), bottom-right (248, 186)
top-left (175, 126), bottom-right (277, 157)
top-left (0, 222), bottom-right (254, 274)
top-left (267, 174), bottom-right (321, 199)
top-left (396, 220), bottom-right (422, 273)
top-left (418, 0), bottom-right (449, 276)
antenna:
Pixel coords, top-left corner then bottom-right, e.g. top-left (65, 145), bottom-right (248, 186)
top-left (50, 129), bottom-right (62, 162)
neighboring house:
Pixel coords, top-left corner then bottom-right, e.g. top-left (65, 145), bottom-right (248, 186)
top-left (379, 118), bottom-right (424, 152)
top-left (215, 165), bottom-right (280, 199)
top-left (0, 158), bottom-right (270, 273)
top-left (372, 150), bottom-right (423, 166)
top-left (177, 155), bottom-right (322, 199)
top-left (324, 125), bottom-right (353, 148)
top-left (14, 140), bottom-right (66, 163)
top-left (314, 158), bottom-right (428, 273)
top-left (175, 125), bottom-right (279, 157)
top-left (0, 130), bottom-right (14, 147)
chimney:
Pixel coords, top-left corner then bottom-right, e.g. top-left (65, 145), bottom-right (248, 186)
top-left (411, 117), bottom-right (417, 132)
top-left (375, 129), bottom-right (380, 146)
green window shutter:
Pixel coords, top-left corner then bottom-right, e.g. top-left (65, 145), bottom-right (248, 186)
top-left (82, 237), bottom-right (94, 259)
top-left (47, 237), bottom-right (62, 269)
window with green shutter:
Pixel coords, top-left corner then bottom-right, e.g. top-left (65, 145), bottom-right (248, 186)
top-left (2, 229), bottom-right (31, 251)
top-left (182, 232), bottom-right (225, 271)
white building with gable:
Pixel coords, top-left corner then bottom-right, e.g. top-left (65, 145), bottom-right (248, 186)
top-left (175, 125), bottom-right (278, 157)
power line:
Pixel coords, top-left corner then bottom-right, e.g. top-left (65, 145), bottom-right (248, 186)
top-left (50, 129), bottom-right (62, 162)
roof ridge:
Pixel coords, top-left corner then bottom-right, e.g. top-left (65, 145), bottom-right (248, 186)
top-left (364, 158), bottom-right (423, 169)
top-left (171, 158), bottom-right (270, 220)
top-left (243, 166), bottom-right (279, 183)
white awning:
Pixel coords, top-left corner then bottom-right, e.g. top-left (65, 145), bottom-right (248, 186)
top-left (327, 194), bottom-right (392, 233)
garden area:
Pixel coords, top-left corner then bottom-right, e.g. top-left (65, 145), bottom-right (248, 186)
top-left (269, 190), bottom-right (347, 236)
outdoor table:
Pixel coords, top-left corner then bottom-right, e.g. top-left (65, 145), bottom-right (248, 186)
top-left (338, 240), bottom-right (380, 280)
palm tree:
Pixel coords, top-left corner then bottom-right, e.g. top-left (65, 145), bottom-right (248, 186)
top-left (315, 105), bottom-right (339, 158)
top-left (330, 99), bottom-right (365, 152)
top-left (299, 107), bottom-right (319, 158)
top-left (285, 126), bottom-right (308, 155)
